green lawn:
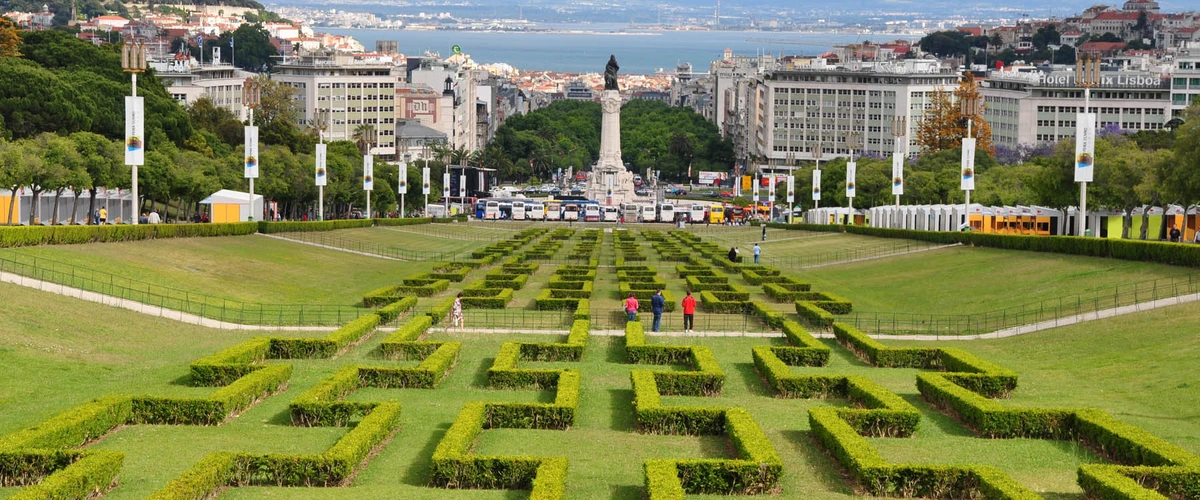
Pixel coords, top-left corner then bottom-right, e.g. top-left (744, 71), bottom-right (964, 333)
top-left (1, 235), bottom-right (428, 306)
top-left (297, 226), bottom-right (498, 256)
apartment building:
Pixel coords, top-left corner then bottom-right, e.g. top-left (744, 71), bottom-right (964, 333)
top-left (273, 54), bottom-right (399, 157)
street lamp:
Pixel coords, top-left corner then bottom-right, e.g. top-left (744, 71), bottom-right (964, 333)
top-left (361, 128), bottom-right (377, 219)
top-left (891, 116), bottom-right (907, 228)
top-left (242, 77), bottom-right (261, 221)
top-left (959, 78), bottom-right (984, 230)
top-left (810, 142), bottom-right (824, 211)
top-left (312, 108), bottom-right (330, 221)
top-left (844, 131), bottom-right (862, 224)
top-left (121, 38), bottom-right (147, 225)
top-left (1075, 52), bottom-right (1102, 237)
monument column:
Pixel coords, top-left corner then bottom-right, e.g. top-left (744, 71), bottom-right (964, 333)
top-left (598, 90), bottom-right (623, 170)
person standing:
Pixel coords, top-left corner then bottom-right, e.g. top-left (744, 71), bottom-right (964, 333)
top-left (99, 207), bottom-right (107, 225)
top-left (728, 247), bottom-right (738, 262)
top-left (450, 292), bottom-right (465, 331)
top-left (762, 224), bottom-right (767, 241)
top-left (650, 289), bottom-right (665, 332)
top-left (624, 293), bottom-right (640, 323)
top-left (1170, 224), bottom-right (1181, 243)
top-left (753, 243), bottom-right (761, 264)
top-left (147, 209), bottom-right (161, 224)
top-left (681, 290), bottom-right (696, 333)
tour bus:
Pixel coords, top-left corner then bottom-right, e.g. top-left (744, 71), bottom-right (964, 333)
top-left (525, 201), bottom-right (545, 220)
top-left (512, 201), bottom-right (527, 220)
top-left (563, 202), bottom-right (581, 221)
top-left (584, 203), bottom-right (602, 222)
top-left (659, 202), bottom-right (676, 223)
top-left (603, 206), bottom-right (620, 222)
top-left (544, 200), bottom-right (562, 221)
top-left (688, 204), bottom-right (707, 223)
top-left (474, 200), bottom-right (488, 219)
top-left (709, 204), bottom-right (726, 224)
top-left (620, 203), bottom-right (641, 222)
top-left (641, 204), bottom-right (657, 223)
top-left (484, 200), bottom-right (502, 220)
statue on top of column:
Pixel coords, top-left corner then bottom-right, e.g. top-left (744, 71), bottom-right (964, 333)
top-left (604, 55), bottom-right (620, 91)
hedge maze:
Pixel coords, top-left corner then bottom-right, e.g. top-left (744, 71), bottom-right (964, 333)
top-left (3, 226), bottom-right (1197, 499)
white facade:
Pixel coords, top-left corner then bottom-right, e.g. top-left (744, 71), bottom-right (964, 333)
top-left (158, 62), bottom-right (255, 121)
top-left (273, 56), bottom-right (399, 157)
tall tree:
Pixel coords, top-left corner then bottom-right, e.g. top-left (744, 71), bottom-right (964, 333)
top-left (0, 17), bottom-right (21, 57)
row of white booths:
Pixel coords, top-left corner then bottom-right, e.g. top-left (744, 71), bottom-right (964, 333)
top-left (0, 189), bottom-right (137, 225)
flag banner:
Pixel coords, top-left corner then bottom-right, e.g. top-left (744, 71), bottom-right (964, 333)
top-left (363, 155), bottom-right (374, 191)
top-left (243, 126), bottom-right (259, 178)
top-left (442, 172), bottom-right (450, 198)
top-left (891, 153), bottom-right (904, 196)
top-left (846, 161), bottom-right (857, 199)
top-left (315, 144), bottom-right (327, 187)
top-left (812, 169), bottom-right (822, 201)
top-left (768, 175), bottom-right (776, 203)
top-left (124, 96), bottom-right (145, 166)
top-left (422, 167), bottom-right (431, 195)
top-left (398, 162), bottom-right (408, 192)
top-left (459, 174), bottom-right (467, 197)
top-left (1074, 112), bottom-right (1096, 182)
top-left (786, 175), bottom-right (795, 203)
top-left (960, 138), bottom-right (976, 191)
top-left (752, 177), bottom-right (760, 202)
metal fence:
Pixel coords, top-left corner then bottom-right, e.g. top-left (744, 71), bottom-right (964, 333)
top-left (847, 275), bottom-right (1200, 336)
top-left (417, 307), bottom-right (577, 331)
top-left (271, 231), bottom-right (475, 261)
top-left (0, 253), bottom-right (370, 326)
top-left (759, 240), bottom-right (948, 269)
top-left (590, 310), bottom-right (773, 332)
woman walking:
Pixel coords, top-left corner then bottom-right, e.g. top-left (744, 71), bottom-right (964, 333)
top-left (450, 292), bottom-right (465, 331)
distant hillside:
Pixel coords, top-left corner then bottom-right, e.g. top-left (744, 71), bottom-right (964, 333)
top-left (0, 0), bottom-right (264, 25)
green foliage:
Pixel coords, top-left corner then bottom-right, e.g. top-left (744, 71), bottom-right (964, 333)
top-left (3, 450), bottom-right (124, 500)
top-left (257, 219), bottom-right (374, 233)
top-left (0, 222), bottom-right (258, 248)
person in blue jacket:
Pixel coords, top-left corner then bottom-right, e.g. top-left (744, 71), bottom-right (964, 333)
top-left (650, 289), bottom-right (666, 332)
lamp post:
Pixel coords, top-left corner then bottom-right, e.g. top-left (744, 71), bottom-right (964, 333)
top-left (810, 142), bottom-right (823, 210)
top-left (844, 131), bottom-right (862, 224)
top-left (959, 78), bottom-right (983, 230)
top-left (1075, 52), bottom-right (1101, 237)
top-left (121, 39), bottom-right (147, 225)
top-left (397, 137), bottom-right (410, 218)
top-left (891, 116), bottom-right (907, 209)
top-left (313, 108), bottom-right (330, 221)
top-left (361, 128), bottom-right (377, 219)
top-left (242, 77), bottom-right (261, 221)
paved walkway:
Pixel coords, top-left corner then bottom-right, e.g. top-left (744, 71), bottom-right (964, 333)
top-left (0, 270), bottom-right (335, 332)
top-left (258, 233), bottom-right (406, 261)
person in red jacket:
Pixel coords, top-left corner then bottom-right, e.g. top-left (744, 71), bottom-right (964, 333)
top-left (624, 293), bottom-right (639, 323)
top-left (681, 290), bottom-right (697, 333)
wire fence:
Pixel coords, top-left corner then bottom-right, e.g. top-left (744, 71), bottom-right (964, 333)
top-left (758, 239), bottom-right (949, 269)
top-left (420, 307), bottom-right (578, 331)
top-left (270, 231), bottom-right (476, 261)
top-left (376, 224), bottom-right (525, 241)
top-left (0, 253), bottom-right (371, 326)
top-left (847, 275), bottom-right (1200, 336)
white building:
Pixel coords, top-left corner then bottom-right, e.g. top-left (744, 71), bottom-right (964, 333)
top-left (157, 59), bottom-right (255, 120)
top-left (1170, 55), bottom-right (1200, 115)
top-left (273, 54), bottom-right (400, 157)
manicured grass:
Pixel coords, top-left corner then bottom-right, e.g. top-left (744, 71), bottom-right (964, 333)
top-left (800, 244), bottom-right (1199, 315)
top-left (306, 227), bottom-right (497, 255)
top-left (3, 235), bottom-right (429, 305)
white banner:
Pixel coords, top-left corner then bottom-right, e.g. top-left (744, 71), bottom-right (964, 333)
top-left (960, 138), bottom-right (976, 191)
top-left (398, 161), bottom-right (407, 193)
top-left (243, 126), bottom-right (259, 179)
top-left (846, 161), bottom-right (857, 199)
top-left (786, 175), bottom-right (795, 203)
top-left (315, 144), bottom-right (327, 187)
top-left (752, 177), bottom-right (760, 203)
top-left (768, 175), bottom-right (776, 203)
top-left (891, 153), bottom-right (904, 196)
top-left (422, 167), bottom-right (431, 195)
top-left (812, 169), bottom-right (822, 201)
top-left (442, 172), bottom-right (450, 198)
top-left (124, 96), bottom-right (144, 166)
top-left (1075, 113), bottom-right (1096, 182)
top-left (363, 155), bottom-right (374, 191)
top-left (459, 174), bottom-right (467, 197)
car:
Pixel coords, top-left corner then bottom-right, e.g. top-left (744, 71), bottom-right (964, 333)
top-left (570, 188), bottom-right (585, 196)
top-left (635, 188), bottom-right (649, 196)
top-left (719, 191), bottom-right (734, 198)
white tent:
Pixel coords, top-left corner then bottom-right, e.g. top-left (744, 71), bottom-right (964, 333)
top-left (199, 189), bottom-right (263, 223)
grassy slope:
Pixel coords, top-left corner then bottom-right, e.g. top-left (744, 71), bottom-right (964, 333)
top-left (3, 235), bottom-right (428, 305)
top-left (799, 245), bottom-right (1196, 315)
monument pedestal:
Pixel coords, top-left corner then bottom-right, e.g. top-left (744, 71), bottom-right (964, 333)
top-left (586, 90), bottom-right (636, 205)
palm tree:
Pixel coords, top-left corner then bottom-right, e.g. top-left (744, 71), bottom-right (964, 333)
top-left (352, 123), bottom-right (377, 155)
top-left (668, 132), bottom-right (695, 164)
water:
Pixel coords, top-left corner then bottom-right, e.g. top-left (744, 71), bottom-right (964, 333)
top-left (324, 25), bottom-right (911, 73)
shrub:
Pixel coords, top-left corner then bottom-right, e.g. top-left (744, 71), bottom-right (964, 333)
top-left (373, 217), bottom-right (434, 226)
top-left (535, 289), bottom-right (584, 310)
top-left (795, 301), bottom-right (835, 329)
top-left (257, 219), bottom-right (373, 234)
top-left (699, 291), bottom-right (747, 314)
top-left (0, 222), bottom-right (258, 248)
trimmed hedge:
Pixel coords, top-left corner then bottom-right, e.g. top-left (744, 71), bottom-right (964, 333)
top-left (535, 289), bottom-right (586, 310)
top-left (3, 450), bottom-right (124, 500)
top-left (257, 219), bottom-right (373, 233)
top-left (362, 278), bottom-right (450, 305)
top-left (698, 290), bottom-right (748, 314)
top-left (373, 217), bottom-right (435, 227)
top-left (763, 280), bottom-right (814, 302)
top-left (795, 301), bottom-right (835, 329)
top-left (0, 222), bottom-right (258, 248)
top-left (618, 289), bottom-right (678, 312)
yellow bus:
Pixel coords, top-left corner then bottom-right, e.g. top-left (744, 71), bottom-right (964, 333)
top-left (709, 204), bottom-right (725, 224)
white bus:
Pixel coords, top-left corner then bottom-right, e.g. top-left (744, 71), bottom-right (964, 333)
top-left (525, 201), bottom-right (545, 220)
top-left (620, 203), bottom-right (641, 222)
top-left (641, 204), bottom-right (657, 222)
top-left (563, 202), bottom-right (581, 221)
top-left (603, 206), bottom-right (620, 222)
top-left (511, 202), bottom-right (526, 220)
top-left (584, 204), bottom-right (602, 222)
top-left (689, 203), bottom-right (706, 223)
top-left (484, 200), bottom-right (501, 220)
top-left (544, 200), bottom-right (562, 221)
top-left (659, 203), bottom-right (676, 222)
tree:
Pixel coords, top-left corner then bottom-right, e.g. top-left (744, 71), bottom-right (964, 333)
top-left (211, 23), bottom-right (276, 72)
top-left (954, 73), bottom-right (993, 154)
top-left (915, 88), bottom-right (959, 153)
top-left (918, 31), bottom-right (970, 57)
top-left (1165, 102), bottom-right (1200, 230)
top-left (352, 123), bottom-right (377, 155)
top-left (0, 17), bottom-right (21, 57)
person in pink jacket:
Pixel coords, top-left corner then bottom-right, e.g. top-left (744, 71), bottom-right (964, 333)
top-left (624, 293), bottom-right (639, 322)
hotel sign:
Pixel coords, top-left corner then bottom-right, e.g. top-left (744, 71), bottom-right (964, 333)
top-left (1038, 74), bottom-right (1167, 89)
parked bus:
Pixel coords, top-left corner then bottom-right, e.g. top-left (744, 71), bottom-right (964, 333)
top-left (603, 205), bottom-right (620, 222)
top-left (620, 203), bottom-right (641, 222)
top-left (709, 204), bottom-right (726, 224)
top-left (484, 200), bottom-right (501, 220)
top-left (525, 201), bottom-right (545, 220)
top-left (544, 200), bottom-right (562, 221)
top-left (641, 204), bottom-right (657, 222)
top-left (689, 203), bottom-right (706, 223)
top-left (474, 200), bottom-right (487, 219)
top-left (512, 202), bottom-right (527, 220)
top-left (659, 203), bottom-right (676, 223)
top-left (584, 203), bottom-right (602, 222)
top-left (563, 202), bottom-right (581, 221)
